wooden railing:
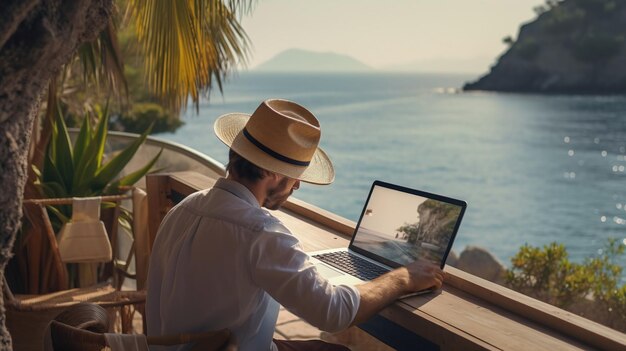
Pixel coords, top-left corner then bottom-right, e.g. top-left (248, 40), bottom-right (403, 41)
top-left (146, 171), bottom-right (626, 351)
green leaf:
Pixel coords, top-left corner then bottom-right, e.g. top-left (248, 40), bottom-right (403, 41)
top-left (104, 148), bottom-right (162, 194)
top-left (47, 114), bottom-right (59, 168)
top-left (93, 124), bottom-right (153, 190)
top-left (99, 20), bottom-right (129, 97)
top-left (38, 181), bottom-right (69, 199)
top-left (117, 207), bottom-right (133, 235)
top-left (46, 205), bottom-right (70, 225)
top-left (73, 117), bottom-right (96, 186)
top-left (74, 109), bottom-right (109, 192)
top-left (72, 113), bottom-right (91, 171)
top-left (94, 104), bottom-right (110, 169)
top-left (54, 105), bottom-right (75, 192)
top-left (127, 0), bottom-right (251, 112)
top-left (77, 40), bottom-right (100, 86)
top-left (31, 164), bottom-right (42, 181)
top-left (42, 151), bottom-right (66, 193)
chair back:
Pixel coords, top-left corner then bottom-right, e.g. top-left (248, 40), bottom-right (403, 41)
top-left (49, 321), bottom-right (107, 351)
top-left (48, 302), bottom-right (109, 351)
top-left (20, 193), bottom-right (132, 292)
top-left (48, 303), bottom-right (236, 351)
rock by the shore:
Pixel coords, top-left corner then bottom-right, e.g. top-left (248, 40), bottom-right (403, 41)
top-left (454, 246), bottom-right (506, 284)
top-left (464, 0), bottom-right (626, 94)
top-left (446, 250), bottom-right (458, 267)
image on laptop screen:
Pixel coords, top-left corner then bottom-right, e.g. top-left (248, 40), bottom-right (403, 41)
top-left (351, 184), bottom-right (464, 266)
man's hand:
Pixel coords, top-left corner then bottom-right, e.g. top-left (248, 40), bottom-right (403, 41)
top-left (402, 259), bottom-right (445, 293)
top-left (350, 260), bottom-right (445, 326)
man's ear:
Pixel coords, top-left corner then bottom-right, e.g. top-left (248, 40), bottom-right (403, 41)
top-left (270, 172), bottom-right (285, 182)
top-left (264, 170), bottom-right (280, 180)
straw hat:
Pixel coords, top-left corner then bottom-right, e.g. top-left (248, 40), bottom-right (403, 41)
top-left (214, 99), bottom-right (335, 184)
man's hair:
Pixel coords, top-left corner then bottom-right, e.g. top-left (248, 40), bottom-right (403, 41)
top-left (226, 149), bottom-right (267, 182)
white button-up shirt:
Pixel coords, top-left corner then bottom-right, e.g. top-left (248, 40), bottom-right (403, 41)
top-left (146, 178), bottom-right (360, 351)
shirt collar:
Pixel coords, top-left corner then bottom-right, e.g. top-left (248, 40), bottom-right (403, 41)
top-left (214, 177), bottom-right (261, 208)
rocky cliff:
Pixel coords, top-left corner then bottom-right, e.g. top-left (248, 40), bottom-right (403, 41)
top-left (464, 0), bottom-right (626, 93)
top-left (395, 200), bottom-right (458, 247)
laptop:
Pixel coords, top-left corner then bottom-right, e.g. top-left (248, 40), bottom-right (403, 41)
top-left (309, 180), bottom-right (467, 293)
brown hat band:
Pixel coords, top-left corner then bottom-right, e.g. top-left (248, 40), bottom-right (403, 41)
top-left (243, 128), bottom-right (311, 167)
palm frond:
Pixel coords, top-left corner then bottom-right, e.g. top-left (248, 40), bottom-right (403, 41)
top-left (74, 18), bottom-right (127, 98)
top-left (100, 20), bottom-right (129, 97)
top-left (128, 0), bottom-right (252, 113)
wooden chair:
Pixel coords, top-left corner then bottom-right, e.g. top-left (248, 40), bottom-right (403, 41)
top-left (19, 193), bottom-right (135, 290)
top-left (5, 279), bottom-right (146, 351)
top-left (6, 192), bottom-right (148, 351)
top-left (48, 303), bottom-right (236, 351)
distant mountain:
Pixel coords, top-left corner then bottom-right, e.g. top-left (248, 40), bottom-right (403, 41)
top-left (253, 49), bottom-right (373, 72)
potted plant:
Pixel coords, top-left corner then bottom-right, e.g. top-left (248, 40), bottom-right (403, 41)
top-left (12, 105), bottom-right (161, 292)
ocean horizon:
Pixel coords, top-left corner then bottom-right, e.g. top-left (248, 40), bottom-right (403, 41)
top-left (159, 71), bottom-right (626, 274)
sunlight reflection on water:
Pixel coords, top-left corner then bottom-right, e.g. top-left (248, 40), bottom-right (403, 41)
top-left (162, 72), bottom-right (626, 280)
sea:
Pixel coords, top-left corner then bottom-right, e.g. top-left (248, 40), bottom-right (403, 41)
top-left (159, 72), bottom-right (626, 274)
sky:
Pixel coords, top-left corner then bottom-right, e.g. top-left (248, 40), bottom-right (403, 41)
top-left (359, 186), bottom-right (428, 239)
top-left (239, 0), bottom-right (545, 73)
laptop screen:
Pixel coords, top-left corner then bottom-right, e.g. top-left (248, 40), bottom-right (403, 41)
top-left (349, 181), bottom-right (467, 268)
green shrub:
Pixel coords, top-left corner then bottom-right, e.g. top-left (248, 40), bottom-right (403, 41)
top-left (584, 239), bottom-right (626, 322)
top-left (506, 239), bottom-right (626, 329)
top-left (541, 6), bottom-right (586, 33)
top-left (571, 0), bottom-right (617, 14)
top-left (572, 33), bottom-right (623, 63)
top-left (515, 37), bottom-right (541, 60)
top-left (507, 242), bottom-right (591, 307)
top-left (502, 36), bottom-right (514, 47)
top-left (111, 102), bottom-right (183, 134)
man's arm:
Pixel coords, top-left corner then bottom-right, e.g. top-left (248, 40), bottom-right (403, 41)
top-left (351, 260), bottom-right (444, 326)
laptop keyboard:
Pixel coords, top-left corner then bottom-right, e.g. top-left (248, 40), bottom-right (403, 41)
top-left (312, 251), bottom-right (390, 281)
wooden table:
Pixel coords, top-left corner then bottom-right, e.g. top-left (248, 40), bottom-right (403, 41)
top-left (147, 172), bottom-right (626, 351)
top-left (276, 193), bottom-right (626, 350)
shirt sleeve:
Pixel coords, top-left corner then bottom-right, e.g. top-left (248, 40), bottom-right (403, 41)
top-left (248, 219), bottom-right (360, 333)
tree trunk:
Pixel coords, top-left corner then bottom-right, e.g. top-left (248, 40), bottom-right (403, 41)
top-left (0, 1), bottom-right (112, 349)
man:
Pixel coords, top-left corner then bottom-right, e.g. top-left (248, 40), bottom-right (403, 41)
top-left (146, 99), bottom-right (444, 351)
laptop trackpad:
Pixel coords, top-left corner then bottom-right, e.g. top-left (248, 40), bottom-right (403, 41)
top-left (314, 263), bottom-right (344, 279)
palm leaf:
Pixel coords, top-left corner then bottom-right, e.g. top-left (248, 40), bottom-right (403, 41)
top-left (75, 18), bottom-right (127, 97)
top-left (99, 20), bottom-right (128, 97)
top-left (77, 41), bottom-right (100, 86)
top-left (127, 0), bottom-right (252, 113)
